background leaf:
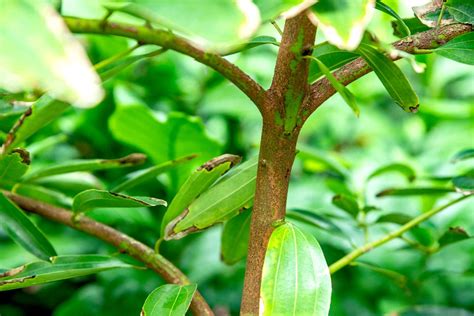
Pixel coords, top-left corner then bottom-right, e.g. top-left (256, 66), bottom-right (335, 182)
top-left (221, 211), bottom-right (251, 265)
top-left (141, 284), bottom-right (196, 316)
top-left (445, 0), bottom-right (474, 24)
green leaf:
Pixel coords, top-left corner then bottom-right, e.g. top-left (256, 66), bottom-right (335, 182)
top-left (0, 150), bottom-right (30, 186)
top-left (452, 148), bottom-right (474, 162)
top-left (376, 187), bottom-right (455, 197)
top-left (434, 32), bottom-right (474, 65)
top-left (0, 192), bottom-right (56, 261)
top-left (160, 154), bottom-right (241, 237)
top-left (2, 96), bottom-right (69, 153)
top-left (452, 169), bottom-right (474, 193)
top-left (357, 44), bottom-right (419, 113)
top-left (112, 154), bottom-right (197, 193)
top-left (72, 189), bottom-right (166, 215)
top-left (445, 0), bottom-right (474, 24)
top-left (368, 163), bottom-right (416, 182)
top-left (375, 1), bottom-right (410, 36)
top-left (225, 35), bottom-right (279, 55)
top-left (24, 153), bottom-right (146, 181)
top-left (14, 183), bottom-right (73, 208)
top-left (141, 284), bottom-right (196, 316)
top-left (0, 255), bottom-right (133, 291)
top-left (351, 261), bottom-right (407, 288)
top-left (261, 222), bottom-right (331, 316)
top-left (376, 213), bottom-right (413, 225)
top-left (310, 0), bottom-right (376, 50)
top-left (102, 0), bottom-right (261, 47)
top-left (391, 17), bottom-right (430, 38)
top-left (307, 56), bottom-right (360, 117)
top-left (413, 1), bottom-right (456, 27)
top-left (309, 42), bottom-right (359, 81)
top-left (298, 146), bottom-right (348, 179)
top-left (221, 211), bottom-right (251, 265)
top-left (438, 227), bottom-right (470, 248)
top-left (332, 194), bottom-right (359, 217)
top-left (0, 0), bottom-right (103, 107)
top-left (109, 104), bottom-right (221, 193)
top-left (165, 156), bottom-right (258, 240)
top-left (254, 0), bottom-right (316, 21)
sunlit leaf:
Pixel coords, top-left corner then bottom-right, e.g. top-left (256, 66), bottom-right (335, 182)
top-left (112, 155), bottom-right (197, 193)
top-left (0, 255), bottom-right (133, 291)
top-left (376, 187), bottom-right (455, 197)
top-left (307, 56), bottom-right (360, 116)
top-left (221, 211), bottom-right (251, 265)
top-left (309, 0), bottom-right (376, 50)
top-left (261, 222), bottom-right (331, 316)
top-left (357, 44), bottom-right (419, 113)
top-left (165, 156), bottom-right (257, 240)
top-left (368, 163), bottom-right (416, 182)
top-left (160, 154), bottom-right (241, 237)
top-left (1, 96), bottom-right (69, 154)
top-left (72, 189), bottom-right (166, 215)
top-left (445, 0), bottom-right (474, 24)
top-left (0, 192), bottom-right (56, 261)
top-left (0, 0), bottom-right (103, 107)
top-left (141, 284), bottom-right (196, 316)
top-left (24, 153), bottom-right (147, 181)
top-left (102, 0), bottom-right (261, 47)
top-left (434, 32), bottom-right (474, 65)
top-left (438, 227), bottom-right (471, 248)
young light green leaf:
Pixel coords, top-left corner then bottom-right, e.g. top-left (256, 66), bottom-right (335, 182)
top-left (261, 222), bottom-right (331, 316)
top-left (1, 96), bottom-right (69, 154)
top-left (102, 0), bottom-right (261, 47)
top-left (0, 0), bottom-right (103, 107)
top-left (160, 154), bottom-right (241, 237)
top-left (376, 187), bottom-right (455, 197)
top-left (72, 189), bottom-right (166, 215)
top-left (438, 227), bottom-right (470, 248)
top-left (0, 255), bottom-right (133, 291)
top-left (357, 44), bottom-right (419, 113)
top-left (141, 284), bottom-right (197, 316)
top-left (368, 163), bottom-right (416, 182)
top-left (413, 1), bottom-right (456, 27)
top-left (221, 211), bottom-right (251, 265)
top-left (24, 153), bottom-right (146, 181)
top-left (307, 56), bottom-right (360, 116)
top-left (452, 169), bottom-right (474, 194)
top-left (332, 194), bottom-right (360, 217)
top-left (445, 0), bottom-right (474, 24)
top-left (375, 1), bottom-right (410, 36)
top-left (165, 156), bottom-right (257, 240)
top-left (452, 148), bottom-right (474, 162)
top-left (0, 150), bottom-right (30, 185)
top-left (112, 154), bottom-right (196, 193)
top-left (434, 32), bottom-right (474, 65)
top-left (0, 192), bottom-right (57, 261)
top-left (309, 0), bottom-right (376, 50)
top-left (309, 43), bottom-right (359, 81)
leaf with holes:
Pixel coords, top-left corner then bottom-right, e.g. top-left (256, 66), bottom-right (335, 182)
top-left (0, 150), bottom-right (30, 186)
top-left (141, 284), bottom-right (196, 316)
top-left (260, 222), bottom-right (331, 316)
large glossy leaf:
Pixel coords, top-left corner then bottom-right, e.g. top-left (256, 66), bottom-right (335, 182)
top-left (165, 156), bottom-right (258, 240)
top-left (445, 0), bottom-right (474, 24)
top-left (434, 33), bottom-right (474, 65)
top-left (0, 255), bottom-right (133, 291)
top-left (24, 153), bottom-right (146, 181)
top-left (221, 211), bottom-right (251, 265)
top-left (112, 154), bottom-right (197, 193)
top-left (368, 163), bottom-right (416, 182)
top-left (0, 150), bottom-right (30, 185)
top-left (72, 189), bottom-right (166, 215)
top-left (261, 222), bottom-right (331, 316)
top-left (309, 0), bottom-right (376, 50)
top-left (308, 56), bottom-right (359, 116)
top-left (141, 284), bottom-right (196, 316)
top-left (0, 192), bottom-right (57, 261)
top-left (0, 0), bottom-right (103, 107)
top-left (1, 96), bottom-right (69, 153)
top-left (309, 43), bottom-right (359, 81)
top-left (109, 104), bottom-right (221, 193)
top-left (357, 44), bottom-right (419, 113)
top-left (102, 0), bottom-right (261, 47)
top-left (376, 187), bottom-right (455, 197)
top-left (161, 154), bottom-right (241, 237)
